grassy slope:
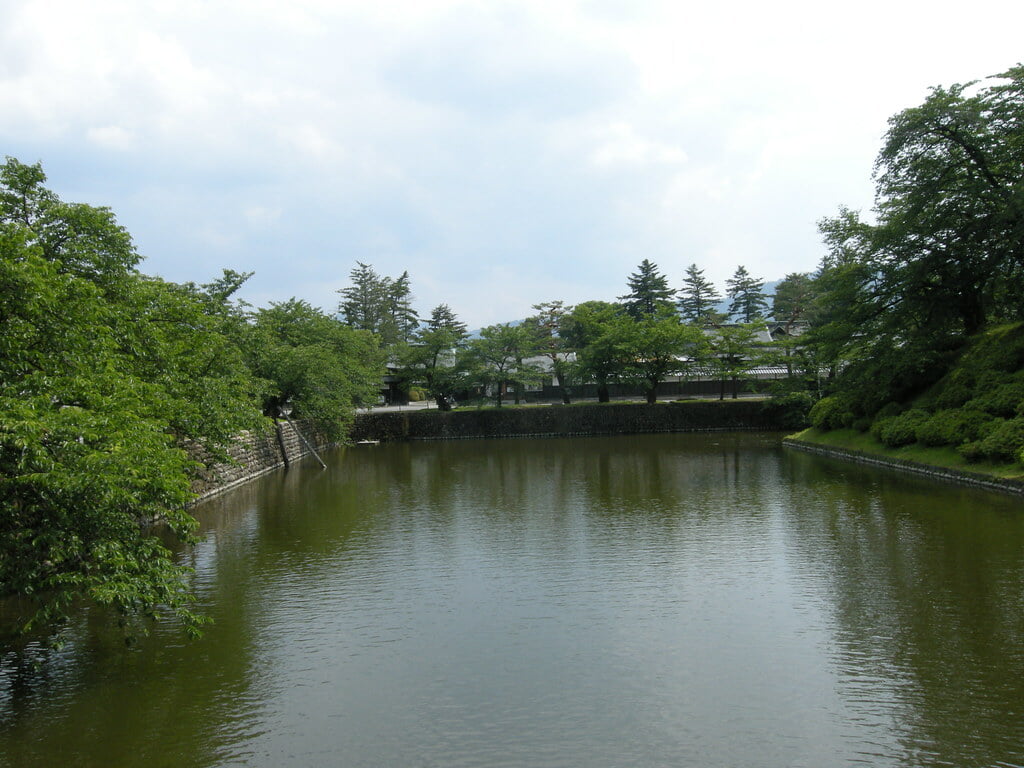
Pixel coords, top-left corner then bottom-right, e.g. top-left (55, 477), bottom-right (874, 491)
top-left (789, 427), bottom-right (1024, 481)
top-left (794, 323), bottom-right (1024, 483)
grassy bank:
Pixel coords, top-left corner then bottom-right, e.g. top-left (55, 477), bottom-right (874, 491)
top-left (789, 427), bottom-right (1024, 483)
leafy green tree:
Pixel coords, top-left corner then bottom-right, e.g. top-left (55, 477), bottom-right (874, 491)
top-left (771, 272), bottom-right (816, 327)
top-left (678, 263), bottom-right (723, 326)
top-left (245, 299), bottom-right (384, 439)
top-left (872, 66), bottom-right (1024, 336)
top-left (707, 324), bottom-right (763, 400)
top-left (466, 323), bottom-right (541, 407)
top-left (619, 259), bottom-right (676, 319)
top-left (807, 66), bottom-right (1024, 420)
top-left (623, 316), bottom-right (708, 404)
top-left (562, 301), bottom-right (632, 402)
top-left (525, 300), bottom-right (574, 403)
top-left (1, 162), bottom-right (264, 638)
top-left (726, 265), bottom-right (769, 323)
top-left (396, 304), bottom-right (470, 411)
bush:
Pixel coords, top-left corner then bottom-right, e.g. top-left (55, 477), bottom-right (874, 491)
top-left (933, 381), bottom-right (973, 409)
top-left (852, 417), bottom-right (873, 433)
top-left (761, 392), bottom-right (814, 430)
top-left (876, 409), bottom-right (929, 448)
top-left (874, 401), bottom-right (905, 420)
top-left (809, 395), bottom-right (854, 431)
top-left (974, 418), bottom-right (1024, 463)
top-left (965, 380), bottom-right (1024, 418)
top-left (915, 409), bottom-right (993, 447)
top-left (408, 386), bottom-right (427, 402)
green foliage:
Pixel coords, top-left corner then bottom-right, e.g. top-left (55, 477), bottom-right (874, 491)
top-left (465, 322), bottom-right (543, 407)
top-left (395, 304), bottom-right (470, 411)
top-left (678, 264), bottom-right (722, 325)
top-left (561, 301), bottom-right (631, 403)
top-left (915, 409), bottom-right (993, 447)
top-left (959, 417), bottom-right (1024, 463)
top-left (619, 259), bottom-right (676, 320)
top-left (725, 265), bottom-right (769, 323)
top-left (0, 161), bottom-right (266, 637)
top-left (526, 301), bottom-right (574, 403)
top-left (706, 323), bottom-right (763, 400)
top-left (622, 315), bottom-right (707, 404)
top-left (874, 409), bottom-right (930, 448)
top-left (245, 299), bottom-right (384, 439)
top-left (2, 158), bottom-right (384, 638)
top-left (809, 395), bottom-right (855, 431)
top-left (807, 67), bottom-right (1024, 419)
top-left (761, 392), bottom-right (814, 430)
top-left (965, 380), bottom-right (1024, 418)
top-left (337, 262), bottom-right (419, 345)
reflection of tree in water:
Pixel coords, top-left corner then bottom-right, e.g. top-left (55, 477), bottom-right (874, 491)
top-left (780, 452), bottom-right (1024, 766)
top-left (0, 548), bottom-right (265, 767)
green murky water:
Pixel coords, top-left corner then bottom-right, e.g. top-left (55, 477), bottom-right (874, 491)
top-left (2, 433), bottom-right (1022, 767)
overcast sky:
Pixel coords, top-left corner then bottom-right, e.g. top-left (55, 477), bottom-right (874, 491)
top-left (2, 0), bottom-right (1022, 327)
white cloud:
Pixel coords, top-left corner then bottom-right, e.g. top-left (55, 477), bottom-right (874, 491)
top-left (2, 0), bottom-right (1023, 326)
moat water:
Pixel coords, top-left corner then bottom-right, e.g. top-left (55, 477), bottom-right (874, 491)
top-left (2, 433), bottom-right (1023, 767)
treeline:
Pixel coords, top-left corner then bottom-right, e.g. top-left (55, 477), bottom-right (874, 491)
top-left (0, 159), bottom-right (384, 638)
top-left (337, 258), bottom-right (806, 409)
top-left (806, 65), bottom-right (1024, 467)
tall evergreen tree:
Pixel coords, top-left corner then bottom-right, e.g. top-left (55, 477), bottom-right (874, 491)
top-left (380, 270), bottom-right (419, 344)
top-left (726, 265), bottom-right (769, 323)
top-left (338, 263), bottom-right (419, 346)
top-left (426, 303), bottom-right (467, 336)
top-left (338, 261), bottom-right (386, 332)
top-left (619, 259), bottom-right (676, 319)
top-left (678, 263), bottom-right (722, 325)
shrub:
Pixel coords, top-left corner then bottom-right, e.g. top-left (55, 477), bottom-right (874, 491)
top-left (915, 409), bottom-right (993, 447)
top-left (966, 381), bottom-right (1024, 418)
top-left (974, 418), bottom-right (1024, 463)
top-left (874, 401), bottom-right (905, 420)
top-left (933, 381), bottom-right (973, 409)
top-left (958, 440), bottom-right (986, 462)
top-left (761, 392), bottom-right (814, 430)
top-left (809, 395), bottom-right (854, 431)
top-left (876, 409), bottom-right (929, 448)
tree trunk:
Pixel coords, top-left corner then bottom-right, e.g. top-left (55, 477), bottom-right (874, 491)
top-left (556, 373), bottom-right (571, 404)
top-left (597, 383), bottom-right (610, 403)
top-left (646, 387), bottom-right (657, 405)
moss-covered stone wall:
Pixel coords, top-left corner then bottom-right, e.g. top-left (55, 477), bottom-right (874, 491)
top-left (190, 419), bottom-right (333, 503)
top-left (350, 400), bottom-right (794, 442)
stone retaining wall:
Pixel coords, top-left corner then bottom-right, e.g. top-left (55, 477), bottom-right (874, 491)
top-left (190, 419), bottom-right (333, 504)
top-left (783, 438), bottom-right (1024, 496)
top-left (351, 400), bottom-right (797, 442)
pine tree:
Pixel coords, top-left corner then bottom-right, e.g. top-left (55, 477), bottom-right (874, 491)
top-left (619, 259), bottom-right (676, 319)
top-left (726, 265), bottom-right (769, 323)
top-left (380, 270), bottom-right (419, 345)
top-left (678, 263), bottom-right (722, 325)
top-left (338, 262), bottom-right (386, 332)
top-left (338, 263), bottom-right (420, 346)
top-left (426, 303), bottom-right (467, 336)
